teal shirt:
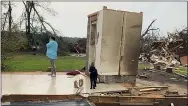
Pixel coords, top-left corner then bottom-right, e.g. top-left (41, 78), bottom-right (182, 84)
top-left (46, 40), bottom-right (58, 59)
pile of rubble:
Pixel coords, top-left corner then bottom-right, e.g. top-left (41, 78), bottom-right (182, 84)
top-left (139, 27), bottom-right (188, 70)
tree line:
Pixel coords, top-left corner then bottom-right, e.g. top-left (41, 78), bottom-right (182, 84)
top-left (1, 1), bottom-right (87, 70)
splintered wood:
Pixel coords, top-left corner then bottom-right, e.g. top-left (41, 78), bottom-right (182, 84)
top-left (130, 86), bottom-right (169, 96)
top-left (140, 27), bottom-right (187, 68)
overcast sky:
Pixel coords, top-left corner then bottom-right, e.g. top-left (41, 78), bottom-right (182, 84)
top-left (7, 2), bottom-right (188, 37)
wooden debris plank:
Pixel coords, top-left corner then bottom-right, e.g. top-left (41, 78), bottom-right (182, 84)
top-left (139, 88), bottom-right (161, 92)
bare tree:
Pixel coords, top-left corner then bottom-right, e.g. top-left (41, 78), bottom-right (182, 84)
top-left (140, 19), bottom-right (160, 56)
top-left (8, 1), bottom-right (12, 35)
top-left (1, 13), bottom-right (8, 31)
top-left (141, 19), bottom-right (158, 39)
top-left (21, 1), bottom-right (57, 47)
top-left (22, 1), bottom-right (34, 46)
top-left (1, 1), bottom-right (14, 35)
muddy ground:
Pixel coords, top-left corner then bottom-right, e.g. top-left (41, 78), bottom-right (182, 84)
top-left (137, 67), bottom-right (187, 95)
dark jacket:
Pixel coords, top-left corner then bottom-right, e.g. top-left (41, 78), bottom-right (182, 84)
top-left (89, 66), bottom-right (98, 76)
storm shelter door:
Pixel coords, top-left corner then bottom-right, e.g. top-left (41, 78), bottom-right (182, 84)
top-left (120, 12), bottom-right (143, 75)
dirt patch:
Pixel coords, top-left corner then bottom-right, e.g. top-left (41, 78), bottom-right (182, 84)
top-left (120, 83), bottom-right (135, 88)
top-left (137, 69), bottom-right (187, 95)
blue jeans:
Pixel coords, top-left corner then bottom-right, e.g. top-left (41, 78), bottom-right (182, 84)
top-left (50, 59), bottom-right (56, 75)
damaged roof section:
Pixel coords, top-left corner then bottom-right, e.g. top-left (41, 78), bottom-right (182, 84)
top-left (140, 27), bottom-right (188, 73)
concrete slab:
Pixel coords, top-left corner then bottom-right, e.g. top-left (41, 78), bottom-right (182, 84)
top-left (2, 73), bottom-right (128, 95)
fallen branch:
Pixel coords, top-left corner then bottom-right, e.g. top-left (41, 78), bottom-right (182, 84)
top-left (141, 19), bottom-right (157, 38)
top-left (43, 21), bottom-right (57, 35)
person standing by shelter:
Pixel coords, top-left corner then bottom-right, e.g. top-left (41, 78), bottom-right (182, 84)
top-left (46, 36), bottom-right (58, 77)
top-left (89, 62), bottom-right (98, 89)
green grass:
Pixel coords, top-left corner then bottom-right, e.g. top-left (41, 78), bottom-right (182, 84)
top-left (138, 63), bottom-right (152, 70)
top-left (4, 54), bottom-right (85, 72)
top-left (138, 62), bottom-right (187, 76)
top-left (174, 67), bottom-right (188, 76)
top-left (4, 54), bottom-right (187, 76)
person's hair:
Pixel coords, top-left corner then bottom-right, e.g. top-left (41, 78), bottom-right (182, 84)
top-left (91, 62), bottom-right (94, 67)
top-left (50, 36), bottom-right (56, 40)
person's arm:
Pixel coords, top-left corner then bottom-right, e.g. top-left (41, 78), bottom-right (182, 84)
top-left (46, 42), bottom-right (52, 48)
top-left (56, 42), bottom-right (58, 49)
top-left (89, 66), bottom-right (92, 73)
top-left (95, 67), bottom-right (98, 75)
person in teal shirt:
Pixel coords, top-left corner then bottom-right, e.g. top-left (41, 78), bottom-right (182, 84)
top-left (46, 36), bottom-right (58, 77)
